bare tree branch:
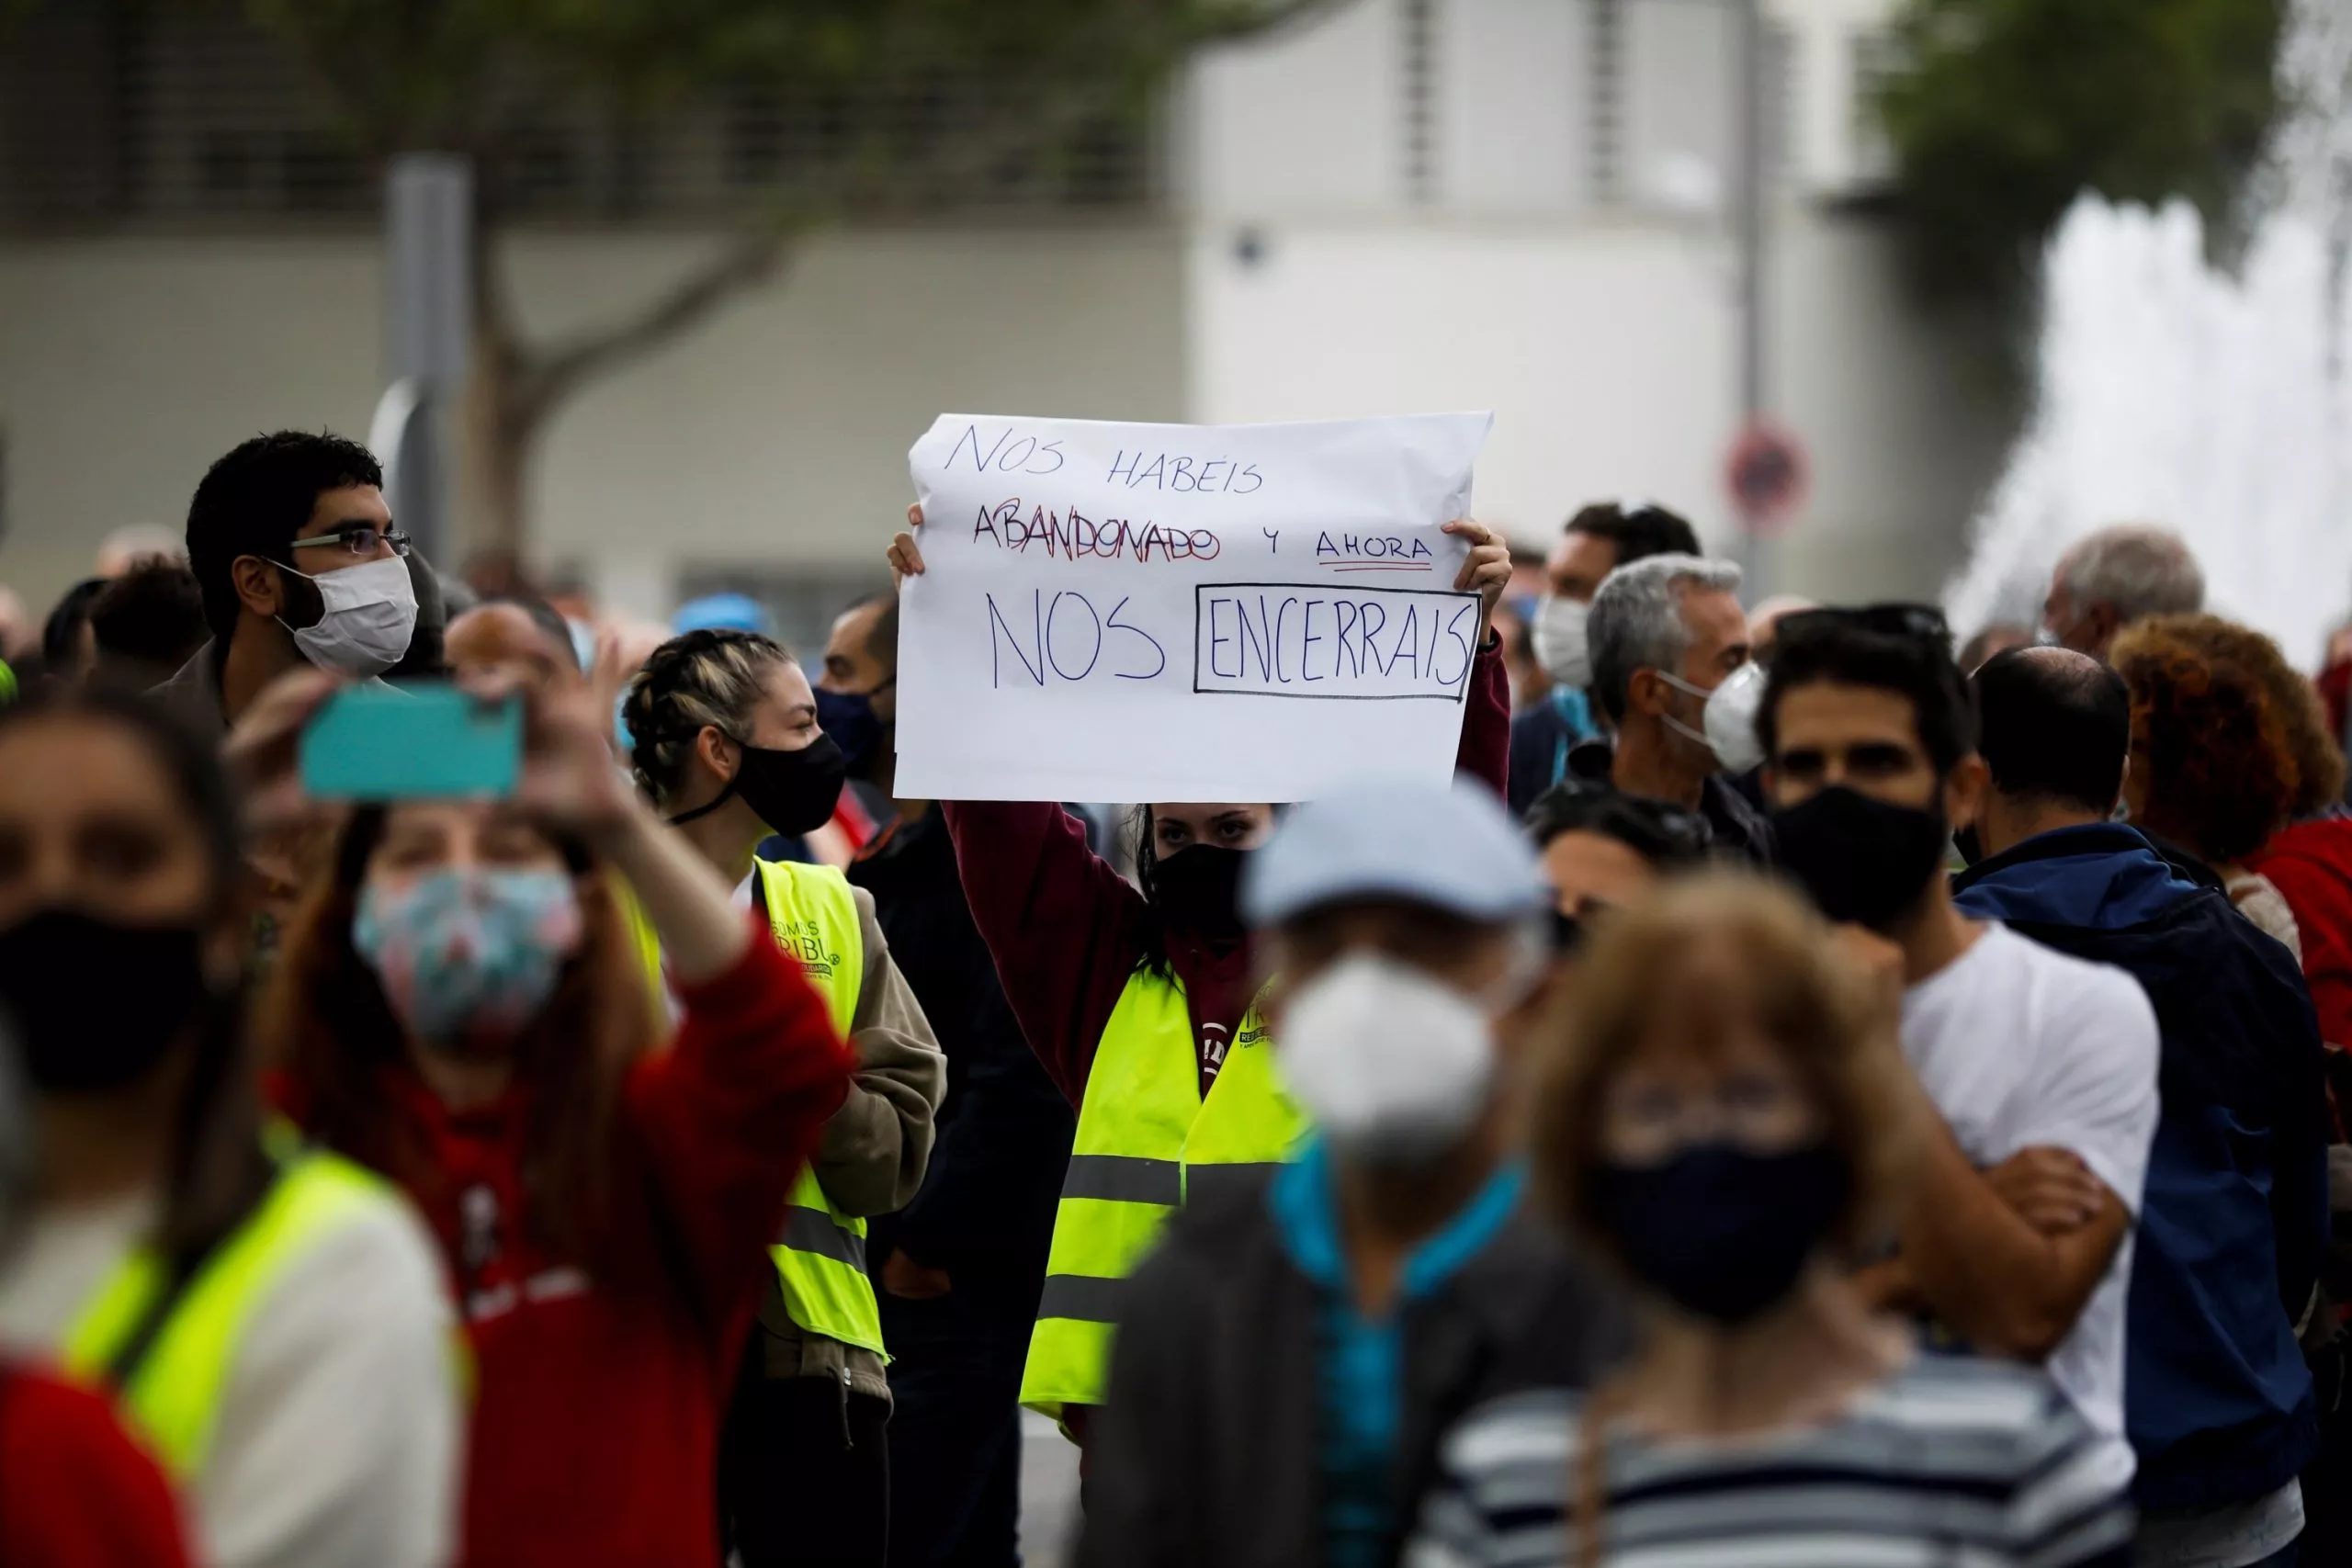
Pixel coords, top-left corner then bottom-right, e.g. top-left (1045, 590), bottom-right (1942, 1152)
top-left (513, 220), bottom-right (805, 424)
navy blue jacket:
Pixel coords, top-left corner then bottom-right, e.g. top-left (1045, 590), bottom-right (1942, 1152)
top-left (1953, 823), bottom-right (2327, 1510)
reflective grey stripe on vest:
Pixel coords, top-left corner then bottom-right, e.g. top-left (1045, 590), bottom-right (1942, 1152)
top-left (1058, 1153), bottom-right (1182, 1207)
top-left (1036, 1273), bottom-right (1127, 1325)
top-left (1182, 1161), bottom-right (1285, 1209)
top-left (779, 1205), bottom-right (865, 1271)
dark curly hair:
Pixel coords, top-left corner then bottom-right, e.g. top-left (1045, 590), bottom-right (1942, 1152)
top-left (620, 626), bottom-right (797, 804)
top-left (2110, 614), bottom-right (2299, 865)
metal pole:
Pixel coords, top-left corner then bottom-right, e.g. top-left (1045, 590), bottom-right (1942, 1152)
top-left (382, 154), bottom-right (473, 566)
top-left (1732, 0), bottom-right (1770, 598)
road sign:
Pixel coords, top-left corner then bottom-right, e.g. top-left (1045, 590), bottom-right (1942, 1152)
top-left (1725, 421), bottom-right (1807, 533)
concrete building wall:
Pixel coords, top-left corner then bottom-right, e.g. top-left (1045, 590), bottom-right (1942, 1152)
top-left (0, 226), bottom-right (1188, 625)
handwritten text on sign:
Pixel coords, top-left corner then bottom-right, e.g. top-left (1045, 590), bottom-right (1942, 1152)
top-left (896, 412), bottom-right (1493, 802)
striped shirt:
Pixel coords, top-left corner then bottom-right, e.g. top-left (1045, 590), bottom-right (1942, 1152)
top-left (1406, 1352), bottom-right (2134, 1568)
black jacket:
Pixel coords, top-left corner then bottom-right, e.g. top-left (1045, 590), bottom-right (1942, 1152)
top-left (1564, 739), bottom-right (1774, 865)
top-left (1078, 1171), bottom-right (1629, 1568)
top-left (1953, 824), bottom-right (2327, 1510)
top-left (852, 804), bottom-right (1073, 1288)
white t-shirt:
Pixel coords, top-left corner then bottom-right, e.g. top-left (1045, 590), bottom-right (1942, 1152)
top-left (0, 1184), bottom-right (462, 1568)
top-left (1900, 920), bottom-right (2160, 1496)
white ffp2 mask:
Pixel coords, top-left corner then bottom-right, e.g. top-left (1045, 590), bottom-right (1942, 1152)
top-left (1533, 595), bottom-right (1592, 689)
top-left (282, 555), bottom-right (417, 677)
top-left (1276, 953), bottom-right (1497, 1166)
top-left (1660, 660), bottom-right (1766, 774)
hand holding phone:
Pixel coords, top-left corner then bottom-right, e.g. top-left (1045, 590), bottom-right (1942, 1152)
top-left (300, 682), bottom-right (523, 801)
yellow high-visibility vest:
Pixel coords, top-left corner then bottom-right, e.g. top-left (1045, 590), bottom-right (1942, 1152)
top-left (61, 1146), bottom-right (403, 1480)
top-left (1018, 968), bottom-right (1306, 1422)
top-left (621, 859), bottom-right (885, 1356)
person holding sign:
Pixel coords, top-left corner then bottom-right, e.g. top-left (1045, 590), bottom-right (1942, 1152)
top-left (888, 502), bottom-right (1514, 1451)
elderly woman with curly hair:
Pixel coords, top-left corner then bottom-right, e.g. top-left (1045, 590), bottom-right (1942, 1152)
top-left (2109, 616), bottom-right (2305, 955)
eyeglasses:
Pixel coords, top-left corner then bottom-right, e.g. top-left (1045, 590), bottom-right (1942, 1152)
top-left (288, 524), bottom-right (412, 560)
top-left (1777, 603), bottom-right (1950, 645)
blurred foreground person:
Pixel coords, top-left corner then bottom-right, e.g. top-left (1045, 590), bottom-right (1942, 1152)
top-left (1509, 503), bottom-right (1702, 814)
top-left (1759, 608), bottom-right (2159, 1494)
top-left (890, 502), bottom-right (1516, 1450)
top-left (815, 591), bottom-right (1077, 1568)
top-left (1081, 781), bottom-right (1626, 1568)
top-left (2108, 615), bottom-right (2304, 949)
top-left (254, 670), bottom-right (856, 1568)
top-left (1566, 555), bottom-right (1770, 863)
top-left (0, 974), bottom-right (195, 1567)
top-left (1962, 648), bottom-right (2323, 1568)
top-left (625, 627), bottom-right (944, 1568)
top-left (1524, 779), bottom-right (1710, 946)
top-left (88, 561), bottom-right (209, 694)
top-left (159, 432), bottom-right (416, 733)
top-left (2042, 525), bottom-right (2205, 660)
top-left (1408, 876), bottom-right (2133, 1567)
top-left (0, 688), bottom-right (458, 1568)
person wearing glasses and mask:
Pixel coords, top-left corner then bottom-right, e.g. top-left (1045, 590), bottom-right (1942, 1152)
top-left (622, 626), bottom-right (944, 1568)
top-left (1758, 604), bottom-right (2161, 1506)
top-left (1523, 780), bottom-right (1712, 950)
top-left (887, 503), bottom-right (1520, 1455)
top-left (1080, 780), bottom-right (1626, 1568)
top-left (1564, 555), bottom-right (1772, 864)
top-left (1508, 503), bottom-right (1703, 817)
top-left (155, 432), bottom-right (421, 735)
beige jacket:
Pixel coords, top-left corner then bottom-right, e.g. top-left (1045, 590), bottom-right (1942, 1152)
top-left (748, 884), bottom-right (944, 1403)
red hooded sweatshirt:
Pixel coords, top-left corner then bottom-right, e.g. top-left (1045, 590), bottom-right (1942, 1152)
top-left (292, 919), bottom-right (852, 1568)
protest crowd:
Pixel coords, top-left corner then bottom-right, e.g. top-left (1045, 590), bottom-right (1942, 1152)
top-left (4, 426), bottom-right (2352, 1568)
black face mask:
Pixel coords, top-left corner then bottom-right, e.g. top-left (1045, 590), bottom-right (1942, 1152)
top-left (672, 733), bottom-right (848, 837)
top-left (1770, 785), bottom-right (1949, 931)
top-left (814, 684), bottom-right (892, 782)
top-left (0, 908), bottom-right (211, 1094)
top-left (1589, 1142), bottom-right (1849, 1325)
top-left (1150, 844), bottom-right (1249, 942)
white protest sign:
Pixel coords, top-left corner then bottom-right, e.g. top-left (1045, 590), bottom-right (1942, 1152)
top-left (897, 412), bottom-right (1493, 802)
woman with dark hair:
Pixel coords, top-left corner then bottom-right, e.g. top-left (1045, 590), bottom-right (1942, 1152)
top-left (888, 502), bottom-right (1517, 1444)
top-left (0, 686), bottom-right (458, 1568)
top-left (621, 626), bottom-right (941, 1568)
top-left (253, 668), bottom-right (856, 1568)
top-left (1408, 875), bottom-right (2134, 1567)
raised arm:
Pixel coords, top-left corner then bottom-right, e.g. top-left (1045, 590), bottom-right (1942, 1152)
top-left (942, 800), bottom-right (1151, 1105)
top-left (1442, 518), bottom-right (1512, 801)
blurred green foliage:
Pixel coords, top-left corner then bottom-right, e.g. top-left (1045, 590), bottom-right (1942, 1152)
top-left (1876, 0), bottom-right (2286, 310)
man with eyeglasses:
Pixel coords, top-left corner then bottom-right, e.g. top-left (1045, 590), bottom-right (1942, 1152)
top-left (153, 431), bottom-right (419, 734)
top-left (1758, 604), bottom-right (2160, 1505)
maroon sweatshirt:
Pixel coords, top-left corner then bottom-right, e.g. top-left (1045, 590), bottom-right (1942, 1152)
top-left (944, 641), bottom-right (1512, 1107)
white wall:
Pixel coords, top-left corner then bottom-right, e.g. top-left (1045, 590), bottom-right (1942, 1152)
top-left (0, 226), bottom-right (1187, 612)
top-left (1185, 208), bottom-right (2011, 600)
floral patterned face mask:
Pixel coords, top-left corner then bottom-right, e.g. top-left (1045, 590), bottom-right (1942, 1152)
top-left (354, 868), bottom-right (584, 1053)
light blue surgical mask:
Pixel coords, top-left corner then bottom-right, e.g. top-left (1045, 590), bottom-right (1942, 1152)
top-left (355, 868), bottom-right (584, 1053)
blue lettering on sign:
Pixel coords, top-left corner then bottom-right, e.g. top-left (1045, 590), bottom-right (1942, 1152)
top-left (1190, 583), bottom-right (1476, 702)
top-left (985, 591), bottom-right (1169, 690)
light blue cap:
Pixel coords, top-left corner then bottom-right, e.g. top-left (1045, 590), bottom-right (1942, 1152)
top-left (673, 592), bottom-right (772, 636)
top-left (1241, 778), bottom-right (1548, 928)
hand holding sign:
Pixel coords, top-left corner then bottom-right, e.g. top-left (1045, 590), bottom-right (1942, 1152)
top-left (895, 412), bottom-right (1493, 803)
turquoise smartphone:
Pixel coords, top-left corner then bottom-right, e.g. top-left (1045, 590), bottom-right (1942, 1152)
top-left (300, 682), bottom-right (523, 800)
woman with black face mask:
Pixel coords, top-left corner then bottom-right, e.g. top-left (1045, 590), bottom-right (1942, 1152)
top-left (888, 501), bottom-right (1520, 1450)
top-left (1408, 874), bottom-right (2134, 1568)
top-left (0, 688), bottom-right (460, 1568)
top-left (623, 626), bottom-right (944, 1568)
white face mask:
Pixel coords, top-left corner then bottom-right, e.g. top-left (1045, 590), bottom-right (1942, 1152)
top-left (282, 555), bottom-right (417, 677)
top-left (1657, 660), bottom-right (1765, 774)
top-left (1276, 952), bottom-right (1505, 1167)
top-left (1532, 595), bottom-right (1592, 689)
